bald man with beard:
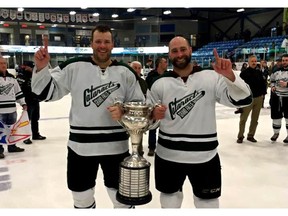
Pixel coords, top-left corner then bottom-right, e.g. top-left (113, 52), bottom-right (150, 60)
top-left (146, 36), bottom-right (252, 208)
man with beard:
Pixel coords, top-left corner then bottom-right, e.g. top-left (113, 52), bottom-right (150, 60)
top-left (32, 25), bottom-right (145, 208)
top-left (269, 54), bottom-right (288, 143)
top-left (146, 36), bottom-right (252, 208)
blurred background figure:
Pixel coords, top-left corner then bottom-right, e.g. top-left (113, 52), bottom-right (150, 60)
top-left (145, 56), bottom-right (168, 156)
top-left (0, 55), bottom-right (26, 159)
top-left (16, 61), bottom-right (46, 144)
top-left (130, 60), bottom-right (148, 156)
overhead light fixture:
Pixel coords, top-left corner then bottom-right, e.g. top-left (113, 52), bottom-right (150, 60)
top-left (127, 8), bottom-right (136, 12)
top-left (93, 13), bottom-right (99, 17)
top-left (112, 14), bottom-right (118, 18)
top-left (237, 8), bottom-right (245, 13)
top-left (70, 11), bottom-right (76, 15)
top-left (163, 10), bottom-right (171, 15)
top-left (18, 7), bottom-right (24, 12)
top-left (142, 17), bottom-right (147, 21)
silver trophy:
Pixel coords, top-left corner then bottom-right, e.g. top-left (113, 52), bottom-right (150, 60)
top-left (115, 101), bottom-right (159, 205)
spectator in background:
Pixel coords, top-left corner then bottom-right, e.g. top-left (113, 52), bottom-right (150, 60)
top-left (192, 60), bottom-right (202, 71)
top-left (0, 55), bottom-right (27, 159)
top-left (259, 60), bottom-right (270, 108)
top-left (143, 58), bottom-right (153, 79)
top-left (241, 62), bottom-right (248, 72)
top-left (145, 56), bottom-right (168, 156)
top-left (272, 58), bottom-right (282, 73)
top-left (16, 61), bottom-right (46, 144)
top-left (237, 55), bottom-right (267, 144)
top-left (130, 60), bottom-right (148, 156)
top-left (234, 62), bottom-right (248, 114)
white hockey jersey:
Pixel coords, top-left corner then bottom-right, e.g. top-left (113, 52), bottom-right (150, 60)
top-left (146, 69), bottom-right (252, 164)
top-left (0, 71), bottom-right (26, 114)
top-left (32, 57), bottom-right (145, 156)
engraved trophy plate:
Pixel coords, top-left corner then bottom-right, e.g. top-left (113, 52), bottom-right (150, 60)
top-left (116, 101), bottom-right (158, 205)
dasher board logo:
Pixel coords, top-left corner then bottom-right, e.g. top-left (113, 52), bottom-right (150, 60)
top-left (169, 90), bottom-right (205, 120)
top-left (84, 81), bottom-right (120, 107)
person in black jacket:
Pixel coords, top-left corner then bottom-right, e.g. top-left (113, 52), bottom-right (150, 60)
top-left (237, 55), bottom-right (267, 143)
top-left (16, 61), bottom-right (46, 144)
top-left (145, 56), bottom-right (168, 156)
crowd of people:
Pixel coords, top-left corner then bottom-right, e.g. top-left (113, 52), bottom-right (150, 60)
top-left (1, 23), bottom-right (288, 208)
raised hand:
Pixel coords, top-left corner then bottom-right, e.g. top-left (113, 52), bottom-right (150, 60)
top-left (211, 48), bottom-right (235, 82)
top-left (34, 34), bottom-right (50, 72)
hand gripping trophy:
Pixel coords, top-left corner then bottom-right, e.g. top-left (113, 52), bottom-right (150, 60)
top-left (115, 100), bottom-right (159, 206)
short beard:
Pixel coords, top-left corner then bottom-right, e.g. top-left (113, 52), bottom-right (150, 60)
top-left (93, 51), bottom-right (111, 63)
top-left (171, 55), bottom-right (191, 69)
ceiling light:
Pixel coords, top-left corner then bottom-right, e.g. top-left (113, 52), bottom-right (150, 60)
top-left (163, 10), bottom-right (171, 15)
top-left (112, 14), bottom-right (118, 18)
top-left (142, 17), bottom-right (147, 21)
top-left (70, 11), bottom-right (76, 15)
top-left (93, 13), bottom-right (99, 17)
top-left (18, 7), bottom-right (24, 12)
top-left (127, 8), bottom-right (136, 12)
top-left (237, 8), bottom-right (245, 13)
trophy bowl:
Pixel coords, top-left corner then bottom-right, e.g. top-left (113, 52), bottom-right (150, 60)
top-left (116, 101), bottom-right (157, 205)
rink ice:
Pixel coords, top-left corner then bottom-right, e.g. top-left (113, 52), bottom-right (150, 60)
top-left (1, 91), bottom-right (288, 211)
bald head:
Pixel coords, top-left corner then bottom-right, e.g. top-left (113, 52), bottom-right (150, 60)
top-left (169, 36), bottom-right (191, 51)
top-left (130, 61), bottom-right (142, 77)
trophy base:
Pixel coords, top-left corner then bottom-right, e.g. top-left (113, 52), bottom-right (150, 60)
top-left (116, 191), bottom-right (152, 206)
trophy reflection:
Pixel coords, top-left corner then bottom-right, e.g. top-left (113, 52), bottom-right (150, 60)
top-left (115, 101), bottom-right (158, 205)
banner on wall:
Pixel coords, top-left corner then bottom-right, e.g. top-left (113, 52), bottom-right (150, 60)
top-left (39, 13), bottom-right (45, 22)
top-left (0, 9), bottom-right (101, 23)
top-left (9, 10), bottom-right (17, 20)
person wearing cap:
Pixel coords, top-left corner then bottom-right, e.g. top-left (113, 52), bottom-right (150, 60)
top-left (16, 61), bottom-right (46, 144)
